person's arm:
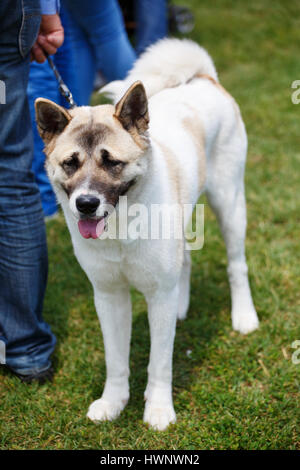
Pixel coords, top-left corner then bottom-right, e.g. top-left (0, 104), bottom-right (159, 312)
top-left (31, 0), bottom-right (64, 63)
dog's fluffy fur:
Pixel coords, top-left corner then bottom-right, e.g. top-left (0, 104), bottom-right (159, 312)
top-left (35, 39), bottom-right (259, 431)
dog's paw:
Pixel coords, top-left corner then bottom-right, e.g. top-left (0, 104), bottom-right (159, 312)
top-left (143, 402), bottom-right (176, 431)
top-left (87, 398), bottom-right (127, 423)
top-left (232, 308), bottom-right (259, 335)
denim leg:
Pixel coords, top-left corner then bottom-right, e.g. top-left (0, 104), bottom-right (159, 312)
top-left (0, 0), bottom-right (56, 374)
top-left (28, 62), bottom-right (59, 217)
top-left (63, 0), bottom-right (136, 85)
top-left (28, 7), bottom-right (78, 216)
top-left (61, 3), bottom-right (96, 106)
top-left (135, 0), bottom-right (168, 55)
top-left (54, 7), bottom-right (82, 108)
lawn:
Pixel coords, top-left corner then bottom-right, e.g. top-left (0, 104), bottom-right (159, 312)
top-left (0, 0), bottom-right (299, 450)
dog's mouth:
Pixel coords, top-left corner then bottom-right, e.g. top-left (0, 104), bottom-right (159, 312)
top-left (78, 215), bottom-right (107, 239)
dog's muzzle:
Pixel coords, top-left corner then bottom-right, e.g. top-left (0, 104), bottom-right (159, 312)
top-left (75, 195), bottom-right (107, 239)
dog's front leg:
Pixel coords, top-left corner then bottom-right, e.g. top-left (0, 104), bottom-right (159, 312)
top-left (87, 287), bottom-right (131, 423)
top-left (144, 285), bottom-right (179, 431)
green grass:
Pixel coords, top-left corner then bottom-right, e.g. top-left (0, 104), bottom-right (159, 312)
top-left (0, 0), bottom-right (299, 450)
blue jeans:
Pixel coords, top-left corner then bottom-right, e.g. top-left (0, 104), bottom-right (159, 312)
top-left (62, 0), bottom-right (137, 104)
top-left (135, 0), bottom-right (168, 55)
top-left (0, 0), bottom-right (56, 375)
top-left (28, 7), bottom-right (76, 217)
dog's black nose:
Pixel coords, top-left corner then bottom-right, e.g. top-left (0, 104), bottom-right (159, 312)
top-left (76, 195), bottom-right (100, 214)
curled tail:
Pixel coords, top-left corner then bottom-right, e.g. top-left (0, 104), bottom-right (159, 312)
top-left (100, 39), bottom-right (218, 102)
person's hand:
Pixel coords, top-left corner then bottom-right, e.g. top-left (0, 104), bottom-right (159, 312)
top-left (31, 14), bottom-right (64, 63)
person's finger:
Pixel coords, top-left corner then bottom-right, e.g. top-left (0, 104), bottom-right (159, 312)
top-left (31, 43), bottom-right (47, 63)
top-left (37, 35), bottom-right (57, 55)
top-left (46, 30), bottom-right (64, 49)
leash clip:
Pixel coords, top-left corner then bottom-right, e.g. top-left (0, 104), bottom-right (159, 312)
top-left (58, 83), bottom-right (76, 109)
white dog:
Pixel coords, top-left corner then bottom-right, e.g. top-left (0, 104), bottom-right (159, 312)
top-left (35, 39), bottom-right (259, 431)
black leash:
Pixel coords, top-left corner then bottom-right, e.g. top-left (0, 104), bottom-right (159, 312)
top-left (46, 54), bottom-right (77, 109)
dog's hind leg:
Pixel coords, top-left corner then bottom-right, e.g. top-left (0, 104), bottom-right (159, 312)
top-left (177, 249), bottom-right (191, 320)
top-left (206, 174), bottom-right (259, 335)
top-left (87, 286), bottom-right (132, 422)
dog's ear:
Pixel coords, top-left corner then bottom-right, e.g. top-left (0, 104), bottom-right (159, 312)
top-left (114, 81), bottom-right (149, 135)
top-left (35, 98), bottom-right (72, 144)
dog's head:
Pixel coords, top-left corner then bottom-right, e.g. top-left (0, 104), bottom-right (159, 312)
top-left (35, 81), bottom-right (149, 239)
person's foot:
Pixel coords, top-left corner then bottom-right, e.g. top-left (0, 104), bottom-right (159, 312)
top-left (7, 366), bottom-right (54, 384)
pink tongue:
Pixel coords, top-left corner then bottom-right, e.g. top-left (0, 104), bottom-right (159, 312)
top-left (78, 218), bottom-right (105, 239)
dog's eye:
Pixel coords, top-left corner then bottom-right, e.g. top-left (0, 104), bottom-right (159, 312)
top-left (101, 149), bottom-right (124, 168)
top-left (62, 153), bottom-right (79, 175)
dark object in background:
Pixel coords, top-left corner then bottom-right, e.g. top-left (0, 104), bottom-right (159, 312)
top-left (168, 4), bottom-right (195, 34)
top-left (119, 0), bottom-right (195, 37)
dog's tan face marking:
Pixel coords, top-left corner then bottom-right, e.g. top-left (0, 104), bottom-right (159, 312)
top-left (60, 155), bottom-right (135, 208)
top-left (53, 116), bottom-right (142, 206)
top-left (74, 123), bottom-right (111, 155)
top-left (35, 82), bottom-right (149, 219)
